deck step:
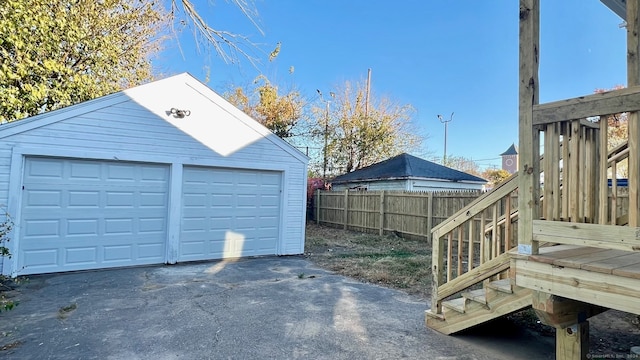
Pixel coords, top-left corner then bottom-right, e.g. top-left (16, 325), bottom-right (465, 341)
top-left (487, 278), bottom-right (513, 294)
top-left (425, 309), bottom-right (445, 321)
top-left (461, 288), bottom-right (487, 305)
top-left (442, 297), bottom-right (466, 313)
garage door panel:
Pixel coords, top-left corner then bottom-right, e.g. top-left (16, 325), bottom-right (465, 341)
top-left (179, 167), bottom-right (281, 261)
top-left (19, 158), bottom-right (169, 275)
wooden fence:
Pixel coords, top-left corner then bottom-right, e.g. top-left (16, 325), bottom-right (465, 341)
top-left (314, 190), bottom-right (482, 242)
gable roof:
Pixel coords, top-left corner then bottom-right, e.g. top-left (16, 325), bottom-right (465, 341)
top-left (0, 72), bottom-right (308, 163)
top-left (332, 153), bottom-right (486, 184)
top-left (500, 143), bottom-right (518, 156)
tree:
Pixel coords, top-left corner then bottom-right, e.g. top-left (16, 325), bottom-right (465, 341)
top-left (172, 0), bottom-right (263, 67)
top-left (443, 155), bottom-right (482, 177)
top-left (226, 75), bottom-right (305, 139)
top-left (481, 168), bottom-right (511, 187)
top-left (0, 0), bottom-right (167, 123)
top-left (595, 85), bottom-right (628, 177)
top-left (317, 80), bottom-right (423, 175)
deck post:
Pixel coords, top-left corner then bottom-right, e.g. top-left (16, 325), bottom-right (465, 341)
top-left (556, 322), bottom-right (589, 360)
top-left (532, 291), bottom-right (608, 360)
top-left (628, 0), bottom-right (640, 227)
top-left (518, 0), bottom-right (540, 255)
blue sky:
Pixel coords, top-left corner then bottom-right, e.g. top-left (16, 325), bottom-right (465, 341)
top-left (157, 1), bottom-right (627, 170)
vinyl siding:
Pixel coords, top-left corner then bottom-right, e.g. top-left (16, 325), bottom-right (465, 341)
top-left (0, 74), bottom-right (307, 273)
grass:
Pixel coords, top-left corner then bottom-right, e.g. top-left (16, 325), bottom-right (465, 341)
top-left (304, 223), bottom-right (432, 297)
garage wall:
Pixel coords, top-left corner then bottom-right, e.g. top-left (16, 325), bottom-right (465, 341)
top-left (0, 74), bottom-right (308, 274)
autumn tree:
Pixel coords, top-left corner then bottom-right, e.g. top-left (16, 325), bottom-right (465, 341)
top-left (316, 80), bottom-right (423, 175)
top-left (596, 85), bottom-right (628, 177)
top-left (481, 168), bottom-right (511, 187)
top-left (0, 0), bottom-right (167, 123)
top-left (226, 74), bottom-right (305, 139)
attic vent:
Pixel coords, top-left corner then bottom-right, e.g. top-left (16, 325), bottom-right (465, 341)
top-left (170, 108), bottom-right (191, 118)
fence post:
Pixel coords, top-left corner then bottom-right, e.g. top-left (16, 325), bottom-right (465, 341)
top-left (343, 190), bottom-right (349, 230)
top-left (315, 189), bottom-right (321, 225)
top-left (379, 191), bottom-right (385, 236)
top-left (427, 192), bottom-right (433, 244)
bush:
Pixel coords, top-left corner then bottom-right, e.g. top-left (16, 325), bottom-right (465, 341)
top-left (0, 212), bottom-right (16, 312)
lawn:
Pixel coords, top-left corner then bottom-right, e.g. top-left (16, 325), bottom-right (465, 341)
top-left (304, 222), bottom-right (432, 298)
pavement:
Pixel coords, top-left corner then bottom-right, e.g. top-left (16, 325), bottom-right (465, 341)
top-left (0, 256), bottom-right (555, 360)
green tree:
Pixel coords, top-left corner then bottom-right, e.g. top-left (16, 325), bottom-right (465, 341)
top-left (226, 75), bottom-right (305, 139)
top-left (0, 0), bottom-right (167, 123)
top-left (318, 80), bottom-right (422, 175)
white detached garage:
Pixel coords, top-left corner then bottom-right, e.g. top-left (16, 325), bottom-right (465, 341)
top-left (0, 73), bottom-right (308, 276)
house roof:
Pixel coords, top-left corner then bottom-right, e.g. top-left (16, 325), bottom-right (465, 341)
top-left (0, 73), bottom-right (309, 164)
top-left (331, 153), bottom-right (486, 184)
top-left (500, 143), bottom-right (518, 156)
top-left (600, 0), bottom-right (626, 20)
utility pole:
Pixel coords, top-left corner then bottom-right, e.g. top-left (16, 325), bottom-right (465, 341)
top-left (365, 68), bottom-right (371, 117)
top-left (318, 89), bottom-right (335, 179)
top-left (437, 112), bottom-right (454, 165)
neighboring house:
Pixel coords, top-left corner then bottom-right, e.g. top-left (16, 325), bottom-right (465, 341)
top-left (0, 73), bottom-right (308, 277)
top-left (331, 153), bottom-right (487, 192)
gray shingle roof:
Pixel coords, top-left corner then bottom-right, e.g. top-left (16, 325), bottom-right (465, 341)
top-left (331, 153), bottom-right (487, 184)
top-left (500, 143), bottom-right (518, 156)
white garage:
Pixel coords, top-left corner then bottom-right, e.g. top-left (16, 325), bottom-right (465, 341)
top-left (0, 73), bottom-right (308, 276)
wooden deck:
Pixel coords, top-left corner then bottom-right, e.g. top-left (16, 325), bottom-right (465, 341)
top-left (528, 245), bottom-right (640, 279)
top-left (512, 245), bottom-right (640, 316)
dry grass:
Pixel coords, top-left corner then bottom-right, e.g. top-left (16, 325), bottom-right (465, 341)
top-left (304, 223), bottom-right (432, 298)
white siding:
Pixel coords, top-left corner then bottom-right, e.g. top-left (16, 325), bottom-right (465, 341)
top-left (332, 180), bottom-right (410, 192)
top-left (0, 74), bottom-right (307, 275)
top-left (410, 179), bottom-right (485, 191)
top-left (332, 179), bottom-right (485, 192)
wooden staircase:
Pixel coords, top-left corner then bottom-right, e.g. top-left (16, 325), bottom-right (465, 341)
top-left (425, 136), bottom-right (630, 335)
top-left (425, 244), bottom-right (532, 334)
top-left (426, 278), bottom-right (532, 335)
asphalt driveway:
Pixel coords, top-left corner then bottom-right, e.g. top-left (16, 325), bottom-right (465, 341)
top-left (0, 256), bottom-right (554, 359)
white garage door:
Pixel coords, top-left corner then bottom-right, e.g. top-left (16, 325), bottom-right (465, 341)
top-left (180, 167), bottom-right (281, 261)
top-left (18, 157), bottom-right (169, 275)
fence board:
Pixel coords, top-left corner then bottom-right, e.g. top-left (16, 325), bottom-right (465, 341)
top-left (315, 190), bottom-right (482, 241)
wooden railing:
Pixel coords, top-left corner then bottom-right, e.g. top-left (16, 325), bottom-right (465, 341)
top-left (531, 86), bottom-right (639, 253)
top-left (430, 175), bottom-right (518, 314)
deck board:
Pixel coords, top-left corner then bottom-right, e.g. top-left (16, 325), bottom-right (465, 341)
top-left (553, 249), bottom-right (626, 269)
top-left (529, 245), bottom-right (604, 265)
top-left (581, 253), bottom-right (640, 274)
top-left (527, 245), bottom-right (640, 278)
top-left (612, 262), bottom-right (640, 279)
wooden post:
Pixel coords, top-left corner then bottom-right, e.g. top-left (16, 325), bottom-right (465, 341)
top-left (379, 191), bottom-right (385, 236)
top-left (427, 192), bottom-right (433, 244)
top-left (628, 0), bottom-right (640, 227)
top-left (343, 190), bottom-right (349, 230)
top-left (518, 0), bottom-right (540, 255)
top-left (598, 116), bottom-right (608, 224)
top-left (431, 232), bottom-right (444, 314)
top-left (315, 189), bottom-right (321, 225)
top-left (562, 122), bottom-right (570, 221)
top-left (556, 322), bottom-right (589, 360)
top-left (468, 218), bottom-right (475, 272)
top-left (532, 291), bottom-right (606, 360)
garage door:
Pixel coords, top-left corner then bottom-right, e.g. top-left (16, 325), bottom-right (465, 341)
top-left (18, 157), bottom-right (169, 275)
top-left (180, 167), bottom-right (281, 261)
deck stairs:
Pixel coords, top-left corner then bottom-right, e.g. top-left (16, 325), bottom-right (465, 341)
top-left (425, 256), bottom-right (532, 335)
top-left (425, 138), bottom-right (630, 335)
